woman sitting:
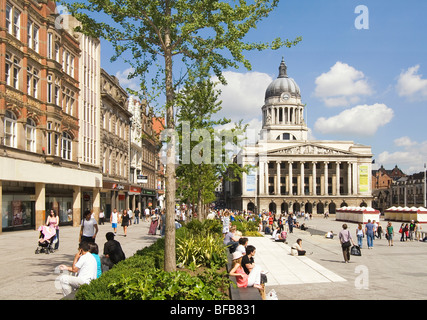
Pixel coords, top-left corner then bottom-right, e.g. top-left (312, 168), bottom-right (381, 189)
top-left (291, 239), bottom-right (307, 256)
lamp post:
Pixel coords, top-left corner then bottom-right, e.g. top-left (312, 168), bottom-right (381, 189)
top-left (424, 163), bottom-right (426, 208)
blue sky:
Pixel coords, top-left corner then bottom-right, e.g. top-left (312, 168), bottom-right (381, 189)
top-left (98, 0), bottom-right (427, 174)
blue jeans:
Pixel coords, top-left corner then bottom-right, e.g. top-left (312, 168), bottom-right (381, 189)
top-left (357, 234), bottom-right (363, 248)
top-left (367, 233), bottom-right (374, 248)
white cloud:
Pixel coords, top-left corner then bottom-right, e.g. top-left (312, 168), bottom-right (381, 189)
top-left (314, 103), bottom-right (394, 136)
top-left (213, 71), bottom-right (273, 122)
top-left (115, 67), bottom-right (140, 91)
top-left (396, 65), bottom-right (427, 100)
top-left (394, 136), bottom-right (417, 148)
top-left (377, 139), bottom-right (427, 174)
top-left (314, 62), bottom-right (373, 107)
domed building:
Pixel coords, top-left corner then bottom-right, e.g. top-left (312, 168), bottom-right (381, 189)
top-left (227, 59), bottom-right (373, 215)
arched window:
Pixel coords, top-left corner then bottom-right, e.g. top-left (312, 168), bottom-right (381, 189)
top-left (4, 110), bottom-right (17, 147)
top-left (62, 132), bottom-right (72, 160)
top-left (26, 118), bottom-right (36, 152)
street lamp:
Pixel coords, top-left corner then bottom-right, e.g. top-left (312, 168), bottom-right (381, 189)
top-left (424, 163), bottom-right (426, 208)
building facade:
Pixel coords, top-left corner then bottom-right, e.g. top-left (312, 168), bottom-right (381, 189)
top-left (99, 68), bottom-right (132, 216)
top-left (227, 59), bottom-right (373, 215)
top-left (0, 0), bottom-right (103, 232)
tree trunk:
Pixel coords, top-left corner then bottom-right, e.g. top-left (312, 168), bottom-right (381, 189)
top-left (164, 8), bottom-right (176, 272)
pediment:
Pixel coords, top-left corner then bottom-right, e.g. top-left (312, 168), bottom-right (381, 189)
top-left (268, 143), bottom-right (353, 156)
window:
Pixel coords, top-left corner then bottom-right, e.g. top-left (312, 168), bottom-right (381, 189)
top-left (6, 53), bottom-right (21, 89)
top-left (27, 22), bottom-right (40, 52)
top-left (26, 66), bottom-right (39, 98)
top-left (55, 79), bottom-right (60, 106)
top-left (6, 4), bottom-right (12, 34)
top-left (62, 132), bottom-right (72, 160)
top-left (26, 119), bottom-right (36, 152)
top-left (4, 110), bottom-right (17, 148)
top-left (47, 75), bottom-right (53, 103)
top-left (13, 7), bottom-right (20, 39)
top-left (47, 33), bottom-right (53, 59)
top-left (55, 43), bottom-right (60, 62)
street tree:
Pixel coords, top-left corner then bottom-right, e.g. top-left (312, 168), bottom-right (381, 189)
top-left (64, 0), bottom-right (301, 272)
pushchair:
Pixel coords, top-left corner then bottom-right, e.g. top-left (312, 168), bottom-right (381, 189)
top-left (35, 226), bottom-right (57, 254)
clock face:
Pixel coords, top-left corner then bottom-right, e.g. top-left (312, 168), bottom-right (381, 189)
top-left (281, 93), bottom-right (290, 101)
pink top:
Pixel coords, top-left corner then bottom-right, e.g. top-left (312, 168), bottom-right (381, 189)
top-left (234, 266), bottom-right (248, 288)
top-left (47, 216), bottom-right (59, 230)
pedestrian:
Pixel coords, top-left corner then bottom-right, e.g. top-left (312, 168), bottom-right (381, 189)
top-left (356, 223), bottom-right (364, 248)
top-left (404, 223), bottom-right (409, 241)
top-left (386, 222), bottom-right (394, 246)
top-left (148, 210), bottom-right (159, 235)
top-left (99, 208), bottom-right (105, 225)
top-left (291, 239), bottom-right (307, 256)
top-left (46, 209), bottom-right (59, 250)
top-left (127, 208), bottom-right (133, 225)
top-left (79, 209), bottom-right (98, 243)
top-left (110, 208), bottom-right (119, 234)
top-left (372, 220), bottom-right (378, 239)
top-left (134, 207), bottom-right (140, 224)
top-left (121, 209), bottom-right (130, 237)
top-left (339, 224), bottom-right (355, 263)
top-left (101, 232), bottom-right (126, 272)
top-left (88, 242), bottom-right (102, 278)
top-left (287, 214), bottom-right (294, 233)
top-left (58, 241), bottom-right (98, 296)
top-left (365, 219), bottom-right (375, 249)
top-left (399, 223), bottom-right (405, 242)
top-left (409, 220), bottom-right (416, 241)
top-left (377, 222), bottom-right (383, 240)
top-left (229, 251), bottom-right (250, 288)
top-left (222, 210), bottom-right (231, 235)
top-left (241, 245), bottom-right (266, 289)
top-left (144, 207), bottom-right (150, 222)
top-left (415, 221), bottom-right (422, 241)
top-left (160, 210), bottom-right (166, 237)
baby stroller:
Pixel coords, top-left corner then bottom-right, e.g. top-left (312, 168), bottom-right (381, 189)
top-left (35, 226), bottom-right (57, 254)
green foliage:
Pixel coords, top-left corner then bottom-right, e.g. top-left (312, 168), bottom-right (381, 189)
top-left (73, 219), bottom-right (229, 300)
top-left (176, 232), bottom-right (227, 269)
top-left (232, 217), bottom-right (260, 236)
top-left (108, 269), bottom-right (230, 300)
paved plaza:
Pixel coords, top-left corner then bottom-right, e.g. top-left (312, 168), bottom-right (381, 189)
top-left (0, 217), bottom-right (426, 300)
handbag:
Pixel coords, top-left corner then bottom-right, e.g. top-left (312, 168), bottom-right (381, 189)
top-left (341, 230), bottom-right (351, 249)
top-left (351, 245), bottom-right (361, 256)
top-left (342, 240), bottom-right (351, 249)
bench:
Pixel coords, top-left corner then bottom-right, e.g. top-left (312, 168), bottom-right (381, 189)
top-left (226, 252), bottom-right (262, 300)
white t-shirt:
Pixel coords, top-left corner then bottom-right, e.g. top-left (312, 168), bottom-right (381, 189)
top-left (235, 244), bottom-right (246, 255)
top-left (145, 208), bottom-right (150, 216)
top-left (111, 211), bottom-right (118, 223)
top-left (75, 252), bottom-right (98, 284)
top-left (81, 218), bottom-right (97, 237)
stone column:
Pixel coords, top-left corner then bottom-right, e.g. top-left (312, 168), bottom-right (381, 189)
top-left (259, 161), bottom-right (264, 195)
top-left (276, 161), bottom-right (281, 195)
top-left (300, 162), bottom-right (305, 195)
top-left (324, 162), bottom-right (329, 195)
top-left (312, 162), bottom-right (317, 196)
top-left (73, 186), bottom-right (81, 227)
top-left (288, 161), bottom-right (293, 195)
top-left (35, 183), bottom-right (46, 229)
top-left (265, 161), bottom-right (269, 194)
top-left (347, 162), bottom-right (352, 195)
top-left (352, 162), bottom-right (358, 195)
top-left (336, 161), bottom-right (341, 196)
top-left (92, 187), bottom-right (100, 221)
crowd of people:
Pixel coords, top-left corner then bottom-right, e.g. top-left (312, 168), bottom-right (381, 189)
top-left (54, 206), bottom-right (168, 297)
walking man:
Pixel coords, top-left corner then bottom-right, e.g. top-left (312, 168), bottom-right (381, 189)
top-left (365, 219), bottom-right (375, 249)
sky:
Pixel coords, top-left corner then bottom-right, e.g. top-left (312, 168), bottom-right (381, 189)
top-left (97, 0), bottom-right (427, 175)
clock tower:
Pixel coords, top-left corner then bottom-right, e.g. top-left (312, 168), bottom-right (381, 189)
top-left (261, 58), bottom-right (308, 141)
